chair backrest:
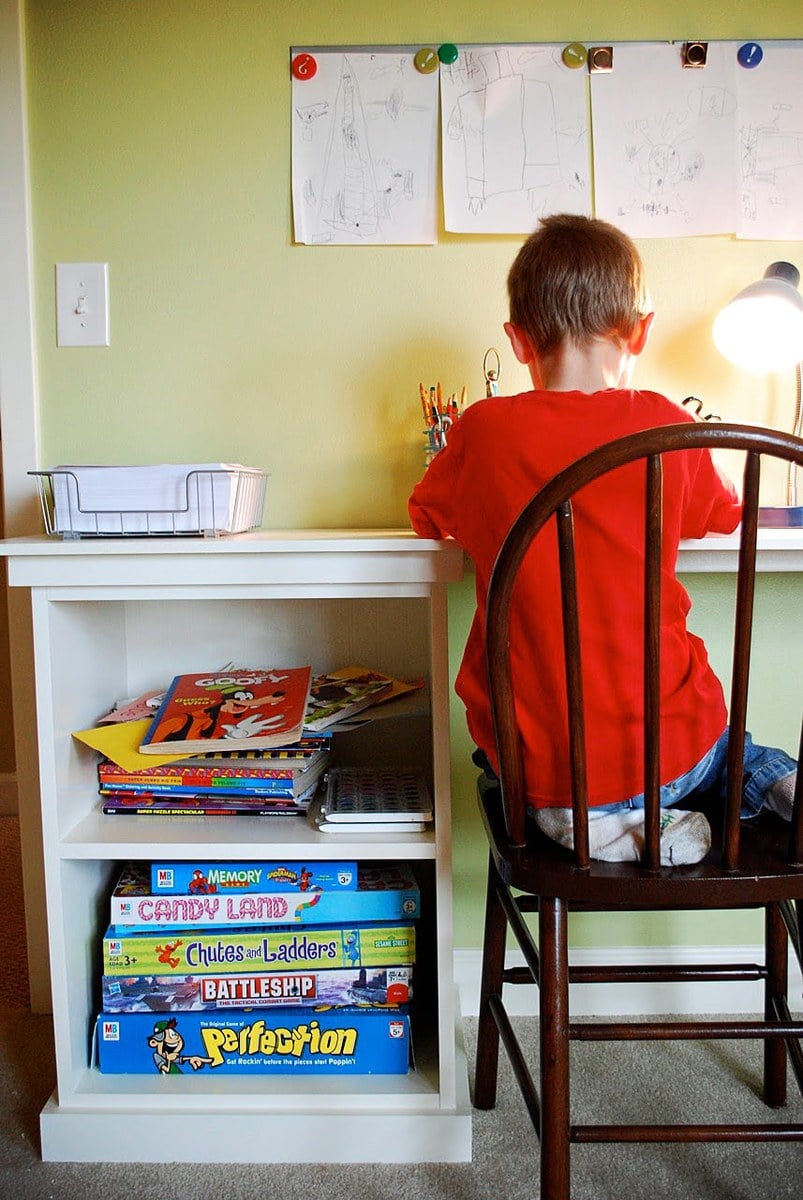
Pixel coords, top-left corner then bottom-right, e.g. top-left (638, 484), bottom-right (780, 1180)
top-left (485, 422), bottom-right (803, 870)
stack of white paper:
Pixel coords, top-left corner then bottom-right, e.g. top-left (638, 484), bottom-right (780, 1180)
top-left (48, 463), bottom-right (265, 535)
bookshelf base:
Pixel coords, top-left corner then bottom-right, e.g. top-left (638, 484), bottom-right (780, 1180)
top-left (39, 1031), bottom-right (472, 1162)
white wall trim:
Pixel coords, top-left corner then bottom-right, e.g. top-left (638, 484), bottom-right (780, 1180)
top-left (455, 944), bottom-right (803, 1018)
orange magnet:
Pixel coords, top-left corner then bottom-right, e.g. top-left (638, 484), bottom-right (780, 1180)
top-left (588, 46), bottom-right (614, 73)
top-left (292, 53), bottom-right (318, 80)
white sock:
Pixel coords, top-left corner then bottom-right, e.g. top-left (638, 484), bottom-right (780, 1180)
top-left (764, 771), bottom-right (798, 822)
top-left (534, 805), bottom-right (711, 866)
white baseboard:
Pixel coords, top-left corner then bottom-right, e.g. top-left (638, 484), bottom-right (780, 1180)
top-left (0, 772), bottom-right (17, 816)
top-left (455, 944), bottom-right (803, 1018)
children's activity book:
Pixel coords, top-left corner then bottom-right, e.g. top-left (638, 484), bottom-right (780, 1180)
top-left (302, 666), bottom-right (421, 732)
top-left (139, 667), bottom-right (312, 754)
top-left (109, 862), bottom-right (420, 928)
top-left (98, 750), bottom-right (329, 799)
top-left (100, 795), bottom-right (309, 816)
top-left (97, 744), bottom-right (328, 782)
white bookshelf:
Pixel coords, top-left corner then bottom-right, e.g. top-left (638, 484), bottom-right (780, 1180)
top-left (1, 530), bottom-right (471, 1163)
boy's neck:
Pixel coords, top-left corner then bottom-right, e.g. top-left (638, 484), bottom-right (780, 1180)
top-left (531, 336), bottom-right (634, 393)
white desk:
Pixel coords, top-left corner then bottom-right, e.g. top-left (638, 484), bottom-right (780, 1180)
top-left (677, 527), bottom-right (803, 573)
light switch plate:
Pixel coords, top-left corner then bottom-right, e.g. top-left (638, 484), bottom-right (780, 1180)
top-left (56, 262), bottom-right (110, 347)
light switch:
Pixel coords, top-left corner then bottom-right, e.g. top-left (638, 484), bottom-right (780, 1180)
top-left (56, 262), bottom-right (110, 347)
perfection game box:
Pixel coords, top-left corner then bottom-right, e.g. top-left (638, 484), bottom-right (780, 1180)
top-left (94, 1006), bottom-right (411, 1075)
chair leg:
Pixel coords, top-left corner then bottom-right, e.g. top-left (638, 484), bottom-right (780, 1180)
top-left (474, 851), bottom-right (508, 1109)
top-left (764, 902), bottom-right (788, 1108)
top-left (539, 896), bottom-right (571, 1200)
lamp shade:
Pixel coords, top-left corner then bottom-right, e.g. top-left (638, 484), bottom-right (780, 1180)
top-left (713, 261), bottom-right (803, 372)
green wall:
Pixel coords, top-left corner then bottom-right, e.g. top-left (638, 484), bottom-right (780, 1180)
top-left (24, 1), bottom-right (802, 950)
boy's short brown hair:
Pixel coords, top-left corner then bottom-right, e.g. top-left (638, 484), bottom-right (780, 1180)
top-left (507, 214), bottom-right (649, 357)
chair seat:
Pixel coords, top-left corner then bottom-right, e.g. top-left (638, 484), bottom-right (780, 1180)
top-left (479, 783), bottom-right (803, 909)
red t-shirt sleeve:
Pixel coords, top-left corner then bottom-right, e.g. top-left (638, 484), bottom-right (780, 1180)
top-left (680, 444), bottom-right (742, 538)
top-left (408, 437), bottom-right (462, 540)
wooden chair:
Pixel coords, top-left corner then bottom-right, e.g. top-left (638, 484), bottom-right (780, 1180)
top-left (473, 422), bottom-right (803, 1199)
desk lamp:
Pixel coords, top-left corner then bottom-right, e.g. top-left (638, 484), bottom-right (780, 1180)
top-left (713, 261), bottom-right (803, 526)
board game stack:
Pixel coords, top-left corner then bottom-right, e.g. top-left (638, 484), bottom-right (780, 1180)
top-left (94, 858), bottom-right (418, 1076)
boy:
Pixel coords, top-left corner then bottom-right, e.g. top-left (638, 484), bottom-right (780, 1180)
top-left (408, 214), bottom-right (797, 865)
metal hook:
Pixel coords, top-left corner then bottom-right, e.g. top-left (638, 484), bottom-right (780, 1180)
top-left (483, 347), bottom-right (501, 397)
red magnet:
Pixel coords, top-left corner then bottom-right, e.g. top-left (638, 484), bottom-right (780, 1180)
top-left (292, 53), bottom-right (318, 81)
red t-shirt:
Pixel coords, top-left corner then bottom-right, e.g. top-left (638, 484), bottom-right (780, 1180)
top-left (408, 388), bottom-right (741, 811)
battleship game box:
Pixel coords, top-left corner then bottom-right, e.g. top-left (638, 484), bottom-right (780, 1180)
top-left (102, 921), bottom-right (416, 975)
top-left (94, 1006), bottom-right (411, 1075)
top-left (101, 964), bottom-right (413, 1012)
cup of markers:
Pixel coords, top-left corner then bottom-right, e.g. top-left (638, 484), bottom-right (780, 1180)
top-left (420, 382), bottom-right (467, 466)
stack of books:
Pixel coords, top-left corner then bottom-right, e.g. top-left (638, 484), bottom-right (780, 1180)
top-left (98, 741), bottom-right (330, 816)
top-left (94, 858), bottom-right (418, 1076)
top-left (83, 665), bottom-right (425, 819)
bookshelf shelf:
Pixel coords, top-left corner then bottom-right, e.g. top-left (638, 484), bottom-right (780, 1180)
top-left (1, 531), bottom-right (471, 1164)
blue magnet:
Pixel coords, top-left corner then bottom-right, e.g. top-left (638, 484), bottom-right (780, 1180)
top-left (737, 42), bottom-right (763, 69)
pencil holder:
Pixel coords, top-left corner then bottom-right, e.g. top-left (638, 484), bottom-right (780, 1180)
top-left (424, 425), bottom-right (445, 467)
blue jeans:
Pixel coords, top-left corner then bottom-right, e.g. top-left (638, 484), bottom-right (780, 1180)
top-left (595, 728), bottom-right (796, 820)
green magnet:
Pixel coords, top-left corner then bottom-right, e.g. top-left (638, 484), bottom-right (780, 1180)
top-left (438, 43), bottom-right (459, 65)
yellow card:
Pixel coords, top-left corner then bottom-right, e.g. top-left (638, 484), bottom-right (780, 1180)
top-left (72, 719), bottom-right (188, 771)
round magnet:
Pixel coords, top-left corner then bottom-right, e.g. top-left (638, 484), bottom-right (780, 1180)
top-left (562, 42), bottom-right (587, 69)
top-left (438, 43), bottom-right (459, 65)
top-left (737, 42), bottom-right (763, 69)
top-left (291, 52), bottom-right (318, 80)
top-left (414, 47), bottom-right (439, 74)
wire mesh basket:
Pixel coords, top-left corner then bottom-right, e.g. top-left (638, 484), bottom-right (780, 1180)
top-left (30, 465), bottom-right (268, 539)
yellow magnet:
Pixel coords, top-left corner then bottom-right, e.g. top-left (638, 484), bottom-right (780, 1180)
top-left (414, 47), bottom-right (439, 74)
top-left (562, 43), bottom-right (587, 69)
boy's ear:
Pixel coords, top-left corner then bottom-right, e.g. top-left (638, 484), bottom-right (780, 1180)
top-left (504, 321), bottom-right (535, 364)
top-left (628, 311), bottom-right (655, 356)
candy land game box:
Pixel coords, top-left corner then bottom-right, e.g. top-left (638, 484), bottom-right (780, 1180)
top-left (94, 1006), bottom-right (411, 1075)
top-left (110, 862), bottom-right (420, 928)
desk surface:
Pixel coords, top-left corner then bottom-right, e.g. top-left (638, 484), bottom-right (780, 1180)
top-left (677, 526), bottom-right (803, 572)
top-left (0, 527), bottom-right (801, 575)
